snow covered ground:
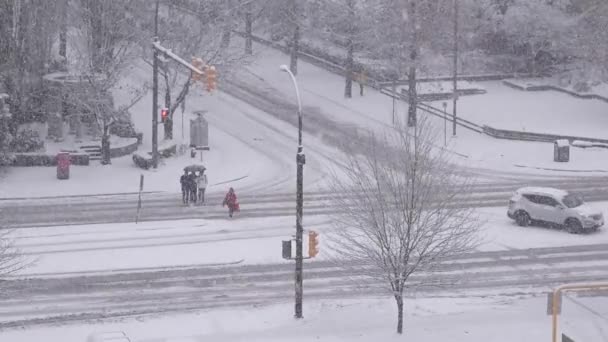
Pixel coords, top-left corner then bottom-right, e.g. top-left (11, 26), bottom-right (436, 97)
top-left (245, 43), bottom-right (608, 174)
top-left (9, 203), bottom-right (608, 277)
top-left (4, 41), bottom-right (608, 198)
top-left (4, 293), bottom-right (606, 342)
top-left (445, 81), bottom-right (608, 138)
top-left (0, 84), bottom-right (341, 198)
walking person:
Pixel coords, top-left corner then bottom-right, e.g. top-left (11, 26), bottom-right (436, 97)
top-left (188, 171), bottom-right (197, 204)
top-left (222, 187), bottom-right (239, 218)
top-left (357, 69), bottom-right (366, 96)
top-left (180, 171), bottom-right (189, 204)
top-left (197, 171), bottom-right (208, 205)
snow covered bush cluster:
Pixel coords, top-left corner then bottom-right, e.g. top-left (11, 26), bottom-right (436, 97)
top-left (10, 129), bottom-right (44, 153)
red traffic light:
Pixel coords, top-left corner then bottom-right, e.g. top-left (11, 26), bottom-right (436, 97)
top-left (161, 108), bottom-right (169, 122)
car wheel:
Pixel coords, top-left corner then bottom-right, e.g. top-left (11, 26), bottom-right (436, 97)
top-left (565, 219), bottom-right (583, 234)
top-left (515, 211), bottom-right (531, 227)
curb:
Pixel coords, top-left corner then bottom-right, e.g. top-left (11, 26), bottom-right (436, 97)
top-left (513, 164), bottom-right (608, 173)
top-left (0, 191), bottom-right (163, 201)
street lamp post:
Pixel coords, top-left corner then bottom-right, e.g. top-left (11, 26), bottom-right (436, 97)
top-left (280, 64), bottom-right (305, 319)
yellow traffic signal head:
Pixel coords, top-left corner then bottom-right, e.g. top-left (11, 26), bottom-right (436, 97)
top-left (308, 230), bottom-right (319, 258)
top-left (205, 65), bottom-right (217, 92)
top-left (191, 57), bottom-right (205, 82)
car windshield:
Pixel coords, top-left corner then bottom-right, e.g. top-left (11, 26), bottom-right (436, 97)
top-left (562, 194), bottom-right (584, 208)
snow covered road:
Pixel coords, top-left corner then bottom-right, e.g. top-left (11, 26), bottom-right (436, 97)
top-left (3, 176), bottom-right (608, 227)
top-left (1, 243), bottom-right (608, 329)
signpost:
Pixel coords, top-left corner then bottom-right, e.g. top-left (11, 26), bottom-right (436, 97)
top-left (136, 174), bottom-right (144, 224)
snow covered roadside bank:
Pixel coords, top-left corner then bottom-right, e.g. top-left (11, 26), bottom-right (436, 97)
top-left (0, 295), bottom-right (553, 342)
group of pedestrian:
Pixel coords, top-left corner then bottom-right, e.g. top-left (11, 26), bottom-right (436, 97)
top-left (179, 168), bottom-right (240, 218)
top-left (180, 170), bottom-right (208, 205)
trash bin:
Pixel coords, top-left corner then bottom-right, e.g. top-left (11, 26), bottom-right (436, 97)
top-left (57, 152), bottom-right (70, 179)
top-left (190, 114), bottom-right (209, 148)
top-left (554, 139), bottom-right (570, 162)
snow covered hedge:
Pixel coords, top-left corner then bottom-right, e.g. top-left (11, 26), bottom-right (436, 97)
top-left (131, 144), bottom-right (177, 170)
top-left (132, 153), bottom-right (153, 170)
top-left (12, 153), bottom-right (89, 166)
top-left (10, 129), bottom-right (44, 153)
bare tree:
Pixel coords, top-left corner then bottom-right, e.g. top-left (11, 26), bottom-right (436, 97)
top-left (289, 0), bottom-right (300, 75)
top-left (156, 0), bottom-right (253, 140)
top-left (404, 0), bottom-right (418, 127)
top-left (328, 117), bottom-right (481, 334)
top-left (0, 229), bottom-right (25, 278)
top-left (241, 0), bottom-right (270, 55)
top-left (316, 0), bottom-right (366, 98)
top-left (68, 0), bottom-right (148, 164)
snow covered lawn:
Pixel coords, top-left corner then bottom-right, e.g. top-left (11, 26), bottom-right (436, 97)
top-left (0, 295), bottom-right (574, 342)
top-left (440, 81), bottom-right (608, 139)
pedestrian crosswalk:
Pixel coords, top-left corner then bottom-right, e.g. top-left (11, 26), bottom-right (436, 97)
top-left (2, 177), bottom-right (608, 228)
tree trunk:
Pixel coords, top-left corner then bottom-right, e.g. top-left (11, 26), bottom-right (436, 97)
top-left (344, 0), bottom-right (355, 98)
top-left (101, 125), bottom-right (111, 165)
top-left (221, 30), bottom-right (231, 48)
top-left (344, 37), bottom-right (354, 98)
top-left (395, 293), bottom-right (404, 334)
top-left (0, 0), bottom-right (14, 65)
top-left (59, 0), bottom-right (67, 62)
top-left (245, 2), bottom-right (253, 55)
top-left (88, 0), bottom-right (104, 73)
top-left (407, 0), bottom-right (417, 127)
top-left (407, 66), bottom-right (416, 127)
top-left (163, 72), bottom-right (173, 140)
top-left (289, 0), bottom-right (299, 76)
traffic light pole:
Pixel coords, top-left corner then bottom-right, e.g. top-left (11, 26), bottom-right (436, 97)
top-left (295, 121), bottom-right (304, 319)
top-left (150, 39), bottom-right (207, 168)
top-left (152, 37), bottom-right (159, 168)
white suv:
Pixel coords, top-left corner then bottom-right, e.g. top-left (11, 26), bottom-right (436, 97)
top-left (507, 187), bottom-right (604, 233)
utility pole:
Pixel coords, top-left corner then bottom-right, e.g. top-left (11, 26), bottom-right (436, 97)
top-left (452, 0), bottom-right (458, 136)
top-left (151, 0), bottom-right (160, 168)
top-left (407, 0), bottom-right (417, 127)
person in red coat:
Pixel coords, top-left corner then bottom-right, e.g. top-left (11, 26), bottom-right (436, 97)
top-left (222, 187), bottom-right (239, 218)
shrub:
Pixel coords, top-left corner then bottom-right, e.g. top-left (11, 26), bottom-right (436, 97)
top-left (159, 144), bottom-right (176, 158)
top-left (10, 129), bottom-right (44, 153)
top-left (132, 153), bottom-right (153, 170)
top-left (12, 154), bottom-right (54, 166)
top-left (11, 153), bottom-right (89, 166)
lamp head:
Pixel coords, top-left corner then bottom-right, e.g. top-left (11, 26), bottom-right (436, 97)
top-left (279, 64), bottom-right (289, 72)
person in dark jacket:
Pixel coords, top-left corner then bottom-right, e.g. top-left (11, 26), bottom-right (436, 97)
top-left (180, 171), bottom-right (189, 204)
